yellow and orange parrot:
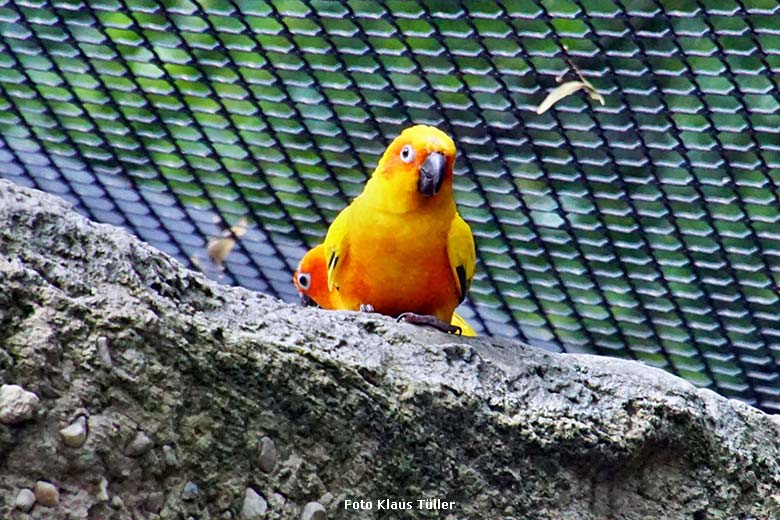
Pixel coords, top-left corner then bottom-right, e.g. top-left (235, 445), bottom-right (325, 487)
top-left (293, 244), bottom-right (342, 309)
top-left (320, 124), bottom-right (476, 334)
top-left (293, 243), bottom-right (476, 336)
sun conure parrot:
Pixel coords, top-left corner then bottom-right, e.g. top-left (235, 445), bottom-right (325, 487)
top-left (293, 243), bottom-right (343, 309)
top-left (320, 124), bottom-right (476, 334)
top-left (293, 243), bottom-right (477, 336)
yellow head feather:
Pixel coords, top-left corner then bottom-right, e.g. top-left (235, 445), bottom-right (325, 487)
top-left (363, 125), bottom-right (457, 212)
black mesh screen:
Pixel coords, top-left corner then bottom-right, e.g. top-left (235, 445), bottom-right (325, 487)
top-left (3, 0), bottom-right (780, 410)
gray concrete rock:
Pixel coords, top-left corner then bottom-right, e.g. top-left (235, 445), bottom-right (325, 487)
top-left (2, 178), bottom-right (780, 519)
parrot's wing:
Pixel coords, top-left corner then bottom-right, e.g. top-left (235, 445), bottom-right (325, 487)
top-left (323, 204), bottom-right (351, 291)
top-left (447, 212), bottom-right (476, 303)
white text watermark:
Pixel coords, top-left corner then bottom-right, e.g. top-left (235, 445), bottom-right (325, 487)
top-left (344, 498), bottom-right (456, 511)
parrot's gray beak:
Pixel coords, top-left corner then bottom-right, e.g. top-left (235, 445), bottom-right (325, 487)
top-left (300, 294), bottom-right (318, 307)
top-left (418, 151), bottom-right (446, 197)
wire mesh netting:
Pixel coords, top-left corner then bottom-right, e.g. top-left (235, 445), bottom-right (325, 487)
top-left (3, 0), bottom-right (780, 410)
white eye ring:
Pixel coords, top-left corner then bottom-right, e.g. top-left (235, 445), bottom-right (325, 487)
top-left (400, 144), bottom-right (415, 163)
top-left (297, 273), bottom-right (311, 290)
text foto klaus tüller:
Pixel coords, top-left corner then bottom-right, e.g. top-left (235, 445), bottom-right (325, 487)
top-left (344, 498), bottom-right (456, 511)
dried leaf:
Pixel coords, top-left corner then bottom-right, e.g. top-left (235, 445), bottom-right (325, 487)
top-left (535, 81), bottom-right (604, 115)
top-left (586, 88), bottom-right (605, 106)
top-left (229, 217), bottom-right (249, 238)
top-left (206, 217), bottom-right (250, 265)
top-left (189, 254), bottom-right (203, 271)
top-left (206, 237), bottom-right (236, 265)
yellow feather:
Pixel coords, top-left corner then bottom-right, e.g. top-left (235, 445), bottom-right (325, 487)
top-left (451, 312), bottom-right (477, 337)
top-left (447, 213), bottom-right (476, 302)
top-left (323, 203), bottom-right (351, 291)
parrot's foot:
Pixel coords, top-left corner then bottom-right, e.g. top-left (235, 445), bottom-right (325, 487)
top-left (396, 313), bottom-right (462, 335)
top-left (359, 304), bottom-right (375, 313)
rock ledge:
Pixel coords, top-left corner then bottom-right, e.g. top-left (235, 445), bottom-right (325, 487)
top-left (1, 179), bottom-right (779, 519)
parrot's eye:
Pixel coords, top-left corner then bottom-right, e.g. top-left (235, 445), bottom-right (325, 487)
top-left (400, 144), bottom-right (415, 163)
top-left (297, 273), bottom-right (311, 290)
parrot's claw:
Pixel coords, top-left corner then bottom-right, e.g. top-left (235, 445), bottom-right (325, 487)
top-left (359, 304), bottom-right (375, 313)
top-left (396, 313), bottom-right (462, 335)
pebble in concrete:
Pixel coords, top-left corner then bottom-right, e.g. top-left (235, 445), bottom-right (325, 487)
top-left (125, 431), bottom-right (152, 457)
top-left (182, 481), bottom-right (199, 501)
top-left (241, 488), bottom-right (268, 519)
top-left (146, 491), bottom-right (165, 514)
top-left (97, 336), bottom-right (113, 368)
top-left (268, 492), bottom-right (286, 510)
top-left (59, 416), bottom-right (88, 447)
top-left (15, 488), bottom-right (35, 512)
top-left (301, 501), bottom-right (326, 520)
top-left (257, 436), bottom-right (278, 473)
top-left (34, 480), bottom-right (60, 507)
top-left (318, 492), bottom-right (334, 507)
top-left (97, 477), bottom-right (109, 502)
top-left (0, 384), bottom-right (40, 424)
top-left (162, 444), bottom-right (179, 467)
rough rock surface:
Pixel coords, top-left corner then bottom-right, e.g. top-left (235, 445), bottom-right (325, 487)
top-left (1, 178), bottom-right (780, 519)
